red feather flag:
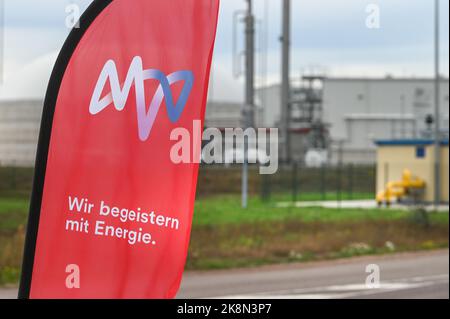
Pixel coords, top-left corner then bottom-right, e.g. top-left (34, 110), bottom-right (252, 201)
top-left (19, 0), bottom-right (219, 299)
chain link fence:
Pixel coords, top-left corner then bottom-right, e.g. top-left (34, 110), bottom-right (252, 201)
top-left (260, 163), bottom-right (376, 203)
top-left (0, 163), bottom-right (376, 203)
top-left (0, 163), bottom-right (34, 198)
top-left (196, 164), bottom-right (376, 203)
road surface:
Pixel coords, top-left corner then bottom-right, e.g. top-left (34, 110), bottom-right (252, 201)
top-left (1, 250), bottom-right (448, 299)
top-left (177, 249), bottom-right (449, 299)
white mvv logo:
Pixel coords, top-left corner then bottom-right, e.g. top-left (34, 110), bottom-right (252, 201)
top-left (89, 56), bottom-right (194, 141)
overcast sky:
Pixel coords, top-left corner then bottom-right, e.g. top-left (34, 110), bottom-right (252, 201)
top-left (1, 0), bottom-right (449, 101)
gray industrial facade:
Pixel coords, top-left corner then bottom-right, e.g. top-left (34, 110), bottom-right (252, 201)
top-left (1, 77), bottom-right (449, 167)
top-left (322, 78), bottom-right (449, 164)
top-left (0, 99), bottom-right (42, 166)
top-left (257, 77), bottom-right (450, 165)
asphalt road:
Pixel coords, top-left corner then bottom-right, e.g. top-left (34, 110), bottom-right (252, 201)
top-left (1, 250), bottom-right (448, 299)
top-left (177, 249), bottom-right (449, 299)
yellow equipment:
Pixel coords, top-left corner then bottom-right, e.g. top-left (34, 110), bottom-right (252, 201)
top-left (376, 169), bottom-right (426, 206)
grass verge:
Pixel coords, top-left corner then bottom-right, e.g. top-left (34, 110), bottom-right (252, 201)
top-left (0, 195), bottom-right (448, 285)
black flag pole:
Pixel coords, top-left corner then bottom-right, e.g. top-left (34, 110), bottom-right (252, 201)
top-left (18, 0), bottom-right (113, 299)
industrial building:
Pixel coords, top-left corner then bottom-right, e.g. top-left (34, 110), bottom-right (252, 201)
top-left (1, 75), bottom-right (449, 167)
top-left (323, 78), bottom-right (449, 164)
top-left (257, 77), bottom-right (450, 164)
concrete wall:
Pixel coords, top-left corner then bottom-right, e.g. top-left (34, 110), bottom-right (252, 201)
top-left (256, 84), bottom-right (281, 128)
top-left (330, 146), bottom-right (376, 165)
top-left (205, 101), bottom-right (242, 128)
top-left (205, 101), bottom-right (263, 128)
top-left (0, 100), bottom-right (43, 167)
top-left (376, 144), bottom-right (449, 203)
top-left (1, 99), bottom-right (259, 167)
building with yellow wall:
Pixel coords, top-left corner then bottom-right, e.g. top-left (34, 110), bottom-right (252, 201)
top-left (376, 139), bottom-right (449, 204)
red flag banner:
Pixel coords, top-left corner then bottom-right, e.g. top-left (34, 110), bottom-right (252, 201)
top-left (19, 0), bottom-right (219, 299)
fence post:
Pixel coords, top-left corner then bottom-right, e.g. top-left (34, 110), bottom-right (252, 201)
top-left (321, 164), bottom-right (326, 200)
top-left (348, 164), bottom-right (354, 200)
top-left (373, 164), bottom-right (377, 195)
top-left (337, 162), bottom-right (342, 207)
top-left (261, 173), bottom-right (271, 202)
top-left (292, 162), bottom-right (298, 203)
top-left (384, 162), bottom-right (389, 190)
top-left (11, 162), bottom-right (17, 190)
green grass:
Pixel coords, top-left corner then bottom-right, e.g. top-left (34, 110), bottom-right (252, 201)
top-left (0, 197), bottom-right (29, 233)
top-left (1, 193), bottom-right (430, 231)
top-left (0, 195), bottom-right (448, 285)
top-left (1, 194), bottom-right (448, 234)
top-left (0, 167), bottom-right (34, 198)
top-left (193, 195), bottom-right (448, 226)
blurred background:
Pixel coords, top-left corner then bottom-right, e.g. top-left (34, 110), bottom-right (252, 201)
top-left (0, 0), bottom-right (448, 298)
